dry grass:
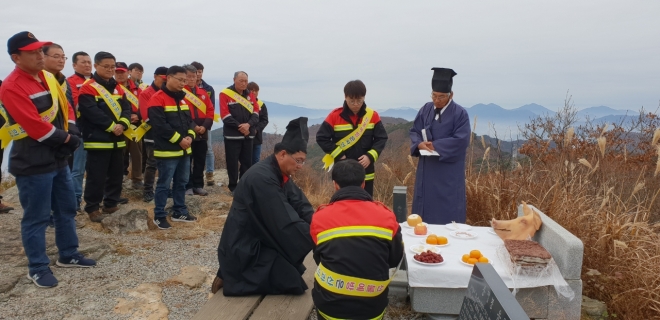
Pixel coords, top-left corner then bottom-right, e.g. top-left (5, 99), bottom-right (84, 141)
top-left (295, 100), bottom-right (660, 319)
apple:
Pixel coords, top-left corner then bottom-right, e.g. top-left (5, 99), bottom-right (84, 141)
top-left (407, 214), bottom-right (423, 227)
top-left (414, 223), bottom-right (428, 235)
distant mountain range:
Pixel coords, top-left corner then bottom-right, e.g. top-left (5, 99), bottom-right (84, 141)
top-left (261, 101), bottom-right (638, 138)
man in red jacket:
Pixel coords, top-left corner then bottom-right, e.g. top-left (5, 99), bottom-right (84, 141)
top-left (67, 51), bottom-right (92, 211)
top-left (182, 64), bottom-right (214, 196)
top-left (138, 66), bottom-right (167, 202)
top-left (0, 31), bottom-right (96, 288)
top-left (219, 71), bottom-right (260, 194)
top-left (115, 61), bottom-right (143, 189)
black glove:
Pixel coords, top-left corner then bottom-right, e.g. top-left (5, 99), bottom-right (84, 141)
top-left (54, 135), bottom-right (81, 159)
top-left (68, 123), bottom-right (82, 137)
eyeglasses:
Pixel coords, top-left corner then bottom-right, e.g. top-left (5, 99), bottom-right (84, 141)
top-left (171, 76), bottom-right (187, 83)
top-left (431, 94), bottom-right (450, 101)
top-left (45, 54), bottom-right (68, 61)
top-left (288, 153), bottom-right (305, 166)
top-left (346, 98), bottom-right (365, 106)
top-left (98, 64), bottom-right (116, 70)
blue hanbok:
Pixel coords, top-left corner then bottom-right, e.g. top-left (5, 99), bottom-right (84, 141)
top-left (409, 100), bottom-right (471, 224)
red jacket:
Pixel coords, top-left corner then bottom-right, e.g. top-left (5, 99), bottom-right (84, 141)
top-left (184, 85), bottom-right (214, 133)
top-left (219, 85), bottom-right (260, 138)
top-left (138, 82), bottom-right (160, 142)
top-left (66, 72), bottom-right (89, 107)
top-left (0, 67), bottom-right (77, 175)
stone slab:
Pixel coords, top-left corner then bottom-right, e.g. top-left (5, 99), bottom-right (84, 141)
top-left (548, 279), bottom-right (582, 320)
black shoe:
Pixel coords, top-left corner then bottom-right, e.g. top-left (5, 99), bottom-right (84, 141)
top-left (192, 188), bottom-right (208, 196)
top-left (119, 197), bottom-right (129, 204)
top-left (171, 213), bottom-right (197, 223)
top-left (153, 217), bottom-right (171, 230)
top-left (143, 191), bottom-right (154, 202)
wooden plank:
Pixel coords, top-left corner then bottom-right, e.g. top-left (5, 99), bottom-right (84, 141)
top-left (248, 253), bottom-right (317, 320)
top-left (191, 291), bottom-right (264, 320)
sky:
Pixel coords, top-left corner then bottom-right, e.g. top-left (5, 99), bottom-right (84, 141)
top-left (1, 0), bottom-right (659, 112)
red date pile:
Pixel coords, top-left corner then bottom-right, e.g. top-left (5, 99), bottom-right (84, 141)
top-left (414, 250), bottom-right (444, 263)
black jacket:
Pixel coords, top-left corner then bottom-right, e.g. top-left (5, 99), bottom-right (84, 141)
top-left (316, 102), bottom-right (388, 176)
top-left (310, 186), bottom-right (403, 319)
top-left (147, 87), bottom-right (196, 159)
top-left (77, 73), bottom-right (131, 150)
top-left (200, 79), bottom-right (215, 107)
top-left (254, 100), bottom-right (269, 145)
top-left (220, 85), bottom-right (260, 139)
top-left (217, 155), bottom-right (314, 296)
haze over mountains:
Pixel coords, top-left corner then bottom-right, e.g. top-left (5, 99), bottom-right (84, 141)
top-left (261, 101), bottom-right (639, 138)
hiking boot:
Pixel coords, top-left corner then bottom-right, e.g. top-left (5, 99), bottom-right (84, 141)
top-left (102, 206), bottom-right (119, 214)
top-left (171, 212), bottom-right (197, 223)
top-left (118, 197), bottom-right (129, 204)
top-left (143, 191), bottom-right (154, 203)
top-left (206, 172), bottom-right (215, 186)
top-left (88, 211), bottom-right (104, 223)
top-left (193, 188), bottom-right (208, 196)
top-left (153, 217), bottom-right (171, 230)
top-left (131, 181), bottom-right (144, 189)
top-left (56, 254), bottom-right (96, 268)
top-left (0, 202), bottom-right (14, 213)
top-left (27, 269), bottom-right (58, 288)
top-left (185, 189), bottom-right (194, 196)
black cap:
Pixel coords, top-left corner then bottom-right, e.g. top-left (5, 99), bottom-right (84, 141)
top-left (431, 68), bottom-right (457, 93)
top-left (154, 66), bottom-right (168, 76)
top-left (7, 31), bottom-right (52, 55)
top-left (281, 117), bottom-right (309, 153)
top-left (115, 62), bottom-right (128, 72)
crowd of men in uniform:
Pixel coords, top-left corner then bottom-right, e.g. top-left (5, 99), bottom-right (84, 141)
top-left (0, 31), bottom-right (471, 319)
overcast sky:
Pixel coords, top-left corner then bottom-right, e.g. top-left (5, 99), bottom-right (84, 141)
top-left (1, 0), bottom-right (658, 112)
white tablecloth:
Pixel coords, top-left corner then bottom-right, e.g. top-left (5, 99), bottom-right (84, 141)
top-left (401, 223), bottom-right (555, 289)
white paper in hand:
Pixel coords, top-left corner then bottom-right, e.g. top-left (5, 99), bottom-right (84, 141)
top-left (420, 129), bottom-right (439, 156)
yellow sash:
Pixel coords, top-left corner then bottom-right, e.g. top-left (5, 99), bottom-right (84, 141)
top-left (138, 82), bottom-right (149, 90)
top-left (321, 107), bottom-right (374, 170)
top-left (119, 84), bottom-right (139, 110)
top-left (183, 88), bottom-right (206, 115)
top-left (221, 88), bottom-right (254, 113)
top-left (315, 262), bottom-right (390, 298)
top-left (258, 99), bottom-right (264, 108)
top-left (89, 82), bottom-right (135, 139)
top-left (0, 71), bottom-right (68, 148)
top-left (133, 122), bottom-right (151, 141)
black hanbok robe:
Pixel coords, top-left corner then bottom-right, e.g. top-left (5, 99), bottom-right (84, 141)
top-left (217, 155), bottom-right (315, 296)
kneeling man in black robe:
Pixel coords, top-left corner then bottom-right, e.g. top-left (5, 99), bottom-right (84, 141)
top-left (212, 117), bottom-right (314, 296)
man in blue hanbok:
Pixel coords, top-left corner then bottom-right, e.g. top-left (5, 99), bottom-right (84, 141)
top-left (409, 68), bottom-right (471, 224)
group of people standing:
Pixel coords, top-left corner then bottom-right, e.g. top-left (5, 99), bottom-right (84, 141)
top-left (1, 30), bottom-right (472, 320)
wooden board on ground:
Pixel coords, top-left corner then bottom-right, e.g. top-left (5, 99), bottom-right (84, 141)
top-left (249, 253), bottom-right (316, 320)
top-left (191, 292), bottom-right (264, 320)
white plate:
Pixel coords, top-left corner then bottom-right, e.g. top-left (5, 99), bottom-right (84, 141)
top-left (413, 258), bottom-right (446, 266)
top-left (409, 244), bottom-right (441, 254)
top-left (445, 223), bottom-right (473, 231)
top-left (419, 239), bottom-right (450, 247)
top-left (400, 223), bottom-right (414, 229)
top-left (460, 259), bottom-right (492, 267)
top-left (405, 229), bottom-right (428, 237)
top-left (487, 228), bottom-right (497, 235)
top-left (449, 230), bottom-right (478, 239)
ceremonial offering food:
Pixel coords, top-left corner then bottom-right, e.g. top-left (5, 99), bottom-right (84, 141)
top-left (414, 223), bottom-right (428, 235)
top-left (449, 230), bottom-right (477, 239)
top-left (414, 250), bottom-right (444, 264)
top-left (407, 214), bottom-right (423, 227)
top-left (410, 245), bottom-right (441, 254)
top-left (504, 239), bottom-right (551, 271)
top-left (425, 234), bottom-right (449, 245)
top-left (462, 250), bottom-right (488, 265)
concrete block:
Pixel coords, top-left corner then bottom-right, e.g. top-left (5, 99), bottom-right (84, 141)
top-left (519, 205), bottom-right (584, 280)
top-left (548, 279), bottom-right (582, 320)
top-left (516, 286), bottom-right (548, 319)
top-left (410, 287), bottom-right (466, 314)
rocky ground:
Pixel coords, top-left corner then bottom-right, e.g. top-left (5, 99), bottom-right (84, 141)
top-left (0, 171), bottom-right (231, 320)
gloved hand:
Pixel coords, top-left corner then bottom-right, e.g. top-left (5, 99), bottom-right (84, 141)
top-left (54, 135), bottom-right (81, 159)
top-left (68, 123), bottom-right (82, 137)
